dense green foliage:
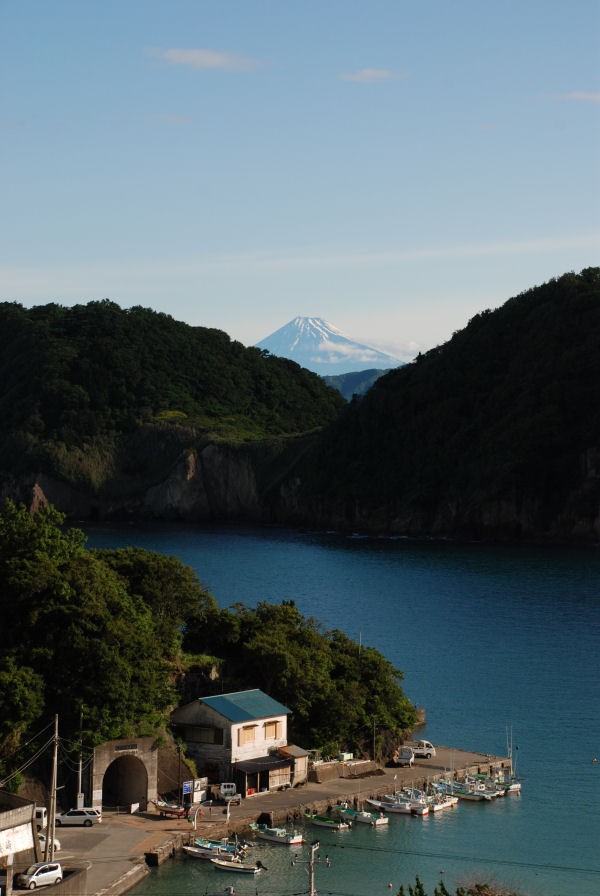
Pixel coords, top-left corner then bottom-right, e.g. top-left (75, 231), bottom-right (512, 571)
top-left (184, 599), bottom-right (416, 751)
top-left (0, 300), bottom-right (344, 485)
top-left (323, 367), bottom-right (395, 400)
top-left (0, 500), bottom-right (215, 777)
top-left (0, 501), bottom-right (414, 780)
top-left (301, 269), bottom-right (600, 538)
top-left (397, 878), bottom-right (520, 896)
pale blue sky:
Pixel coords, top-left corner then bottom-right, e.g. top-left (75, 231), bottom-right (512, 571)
top-left (2, 0), bottom-right (598, 360)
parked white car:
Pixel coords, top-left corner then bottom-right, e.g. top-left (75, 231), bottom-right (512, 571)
top-left (37, 833), bottom-right (61, 852)
top-left (55, 807), bottom-right (101, 826)
top-left (16, 861), bottom-right (62, 889)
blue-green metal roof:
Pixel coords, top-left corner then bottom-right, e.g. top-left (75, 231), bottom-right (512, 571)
top-left (201, 690), bottom-right (290, 722)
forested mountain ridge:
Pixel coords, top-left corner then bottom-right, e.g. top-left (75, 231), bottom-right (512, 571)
top-left (0, 300), bottom-right (344, 502)
top-left (1, 271), bottom-right (598, 542)
top-left (284, 268), bottom-right (600, 542)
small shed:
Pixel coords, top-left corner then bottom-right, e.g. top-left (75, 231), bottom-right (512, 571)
top-left (278, 744), bottom-right (309, 786)
top-left (234, 754), bottom-right (293, 796)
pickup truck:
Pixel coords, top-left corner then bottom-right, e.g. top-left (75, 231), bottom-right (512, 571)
top-left (392, 746), bottom-right (415, 767)
top-left (214, 783), bottom-right (241, 805)
top-left (405, 740), bottom-right (436, 759)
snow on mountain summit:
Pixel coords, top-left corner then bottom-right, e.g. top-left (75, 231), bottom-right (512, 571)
top-left (255, 317), bottom-right (401, 376)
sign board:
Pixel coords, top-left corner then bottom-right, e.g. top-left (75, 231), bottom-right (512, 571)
top-left (182, 780), bottom-right (192, 794)
top-left (0, 824), bottom-right (34, 858)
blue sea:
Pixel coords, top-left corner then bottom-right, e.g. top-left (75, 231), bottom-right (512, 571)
top-left (83, 522), bottom-right (600, 896)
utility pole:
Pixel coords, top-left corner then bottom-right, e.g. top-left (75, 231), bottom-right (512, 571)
top-left (373, 716), bottom-right (376, 761)
top-left (292, 840), bottom-right (329, 896)
top-left (77, 708), bottom-right (84, 809)
top-left (177, 744), bottom-right (182, 805)
top-left (45, 715), bottom-right (58, 862)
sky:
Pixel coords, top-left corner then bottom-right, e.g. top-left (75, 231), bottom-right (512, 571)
top-left (1, 0), bottom-right (599, 361)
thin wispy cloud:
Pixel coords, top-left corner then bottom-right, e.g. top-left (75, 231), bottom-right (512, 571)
top-left (147, 47), bottom-right (264, 72)
top-left (340, 68), bottom-right (395, 83)
top-left (562, 91), bottom-right (600, 104)
top-left (146, 113), bottom-right (195, 124)
top-left (3, 234), bottom-right (598, 298)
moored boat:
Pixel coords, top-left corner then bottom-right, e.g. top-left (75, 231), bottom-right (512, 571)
top-left (365, 797), bottom-right (426, 816)
top-left (434, 778), bottom-right (497, 801)
top-left (184, 844), bottom-right (241, 861)
top-left (250, 823), bottom-right (303, 844)
top-left (210, 858), bottom-right (266, 874)
top-left (384, 790), bottom-right (430, 816)
top-left (194, 836), bottom-right (248, 855)
top-left (339, 806), bottom-right (388, 826)
top-left (304, 812), bottom-right (350, 830)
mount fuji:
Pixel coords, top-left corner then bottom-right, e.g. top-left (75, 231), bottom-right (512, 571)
top-left (255, 317), bottom-right (401, 376)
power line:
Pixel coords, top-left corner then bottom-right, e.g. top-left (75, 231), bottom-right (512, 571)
top-left (0, 735), bottom-right (55, 786)
top-left (326, 840), bottom-right (600, 876)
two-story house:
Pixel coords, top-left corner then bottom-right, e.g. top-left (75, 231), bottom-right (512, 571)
top-left (170, 689), bottom-right (307, 796)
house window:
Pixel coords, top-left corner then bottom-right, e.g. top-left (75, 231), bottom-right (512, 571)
top-left (264, 720), bottom-right (282, 740)
top-left (188, 726), bottom-right (224, 744)
top-left (238, 725), bottom-right (256, 746)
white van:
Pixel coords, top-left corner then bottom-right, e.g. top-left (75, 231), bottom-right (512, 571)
top-left (35, 807), bottom-right (48, 831)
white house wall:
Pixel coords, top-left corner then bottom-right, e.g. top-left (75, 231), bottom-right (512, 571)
top-left (230, 714), bottom-right (288, 762)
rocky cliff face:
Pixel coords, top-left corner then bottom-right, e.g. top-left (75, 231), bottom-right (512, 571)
top-left (1, 442), bottom-right (264, 523)
top-left (3, 441), bottom-right (599, 544)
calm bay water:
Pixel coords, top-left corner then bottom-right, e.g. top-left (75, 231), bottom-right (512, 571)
top-left (83, 522), bottom-right (600, 896)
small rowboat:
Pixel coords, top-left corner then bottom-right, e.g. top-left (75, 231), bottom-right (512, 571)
top-left (151, 799), bottom-right (188, 818)
top-left (210, 858), bottom-right (266, 874)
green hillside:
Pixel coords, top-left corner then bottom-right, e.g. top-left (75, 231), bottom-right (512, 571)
top-left (0, 300), bottom-right (344, 489)
top-left (294, 268), bottom-right (600, 540)
top-left (322, 367), bottom-right (394, 400)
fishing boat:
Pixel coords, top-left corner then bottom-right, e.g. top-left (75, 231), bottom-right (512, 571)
top-left (472, 770), bottom-right (521, 795)
top-left (151, 798), bottom-right (188, 818)
top-left (365, 797), bottom-right (425, 816)
top-left (197, 836), bottom-right (248, 851)
top-left (210, 857), bottom-right (266, 874)
top-left (339, 806), bottom-right (388, 826)
top-left (383, 790), bottom-right (430, 816)
top-left (249, 823), bottom-right (303, 845)
top-left (304, 812), bottom-right (350, 830)
top-left (434, 778), bottom-right (496, 801)
top-left (427, 789), bottom-right (459, 811)
top-left (184, 844), bottom-right (241, 861)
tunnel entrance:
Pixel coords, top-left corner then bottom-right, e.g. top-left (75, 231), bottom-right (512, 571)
top-left (102, 755), bottom-right (148, 811)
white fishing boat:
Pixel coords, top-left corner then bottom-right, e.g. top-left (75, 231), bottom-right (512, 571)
top-left (184, 844), bottom-right (239, 861)
top-left (249, 823), bottom-right (303, 844)
top-left (434, 778), bottom-right (496, 801)
top-left (339, 806), bottom-right (388, 826)
top-left (427, 790), bottom-right (459, 811)
top-left (192, 836), bottom-right (248, 856)
top-left (365, 797), bottom-right (427, 816)
top-left (384, 790), bottom-right (430, 816)
top-left (210, 857), bottom-right (266, 874)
